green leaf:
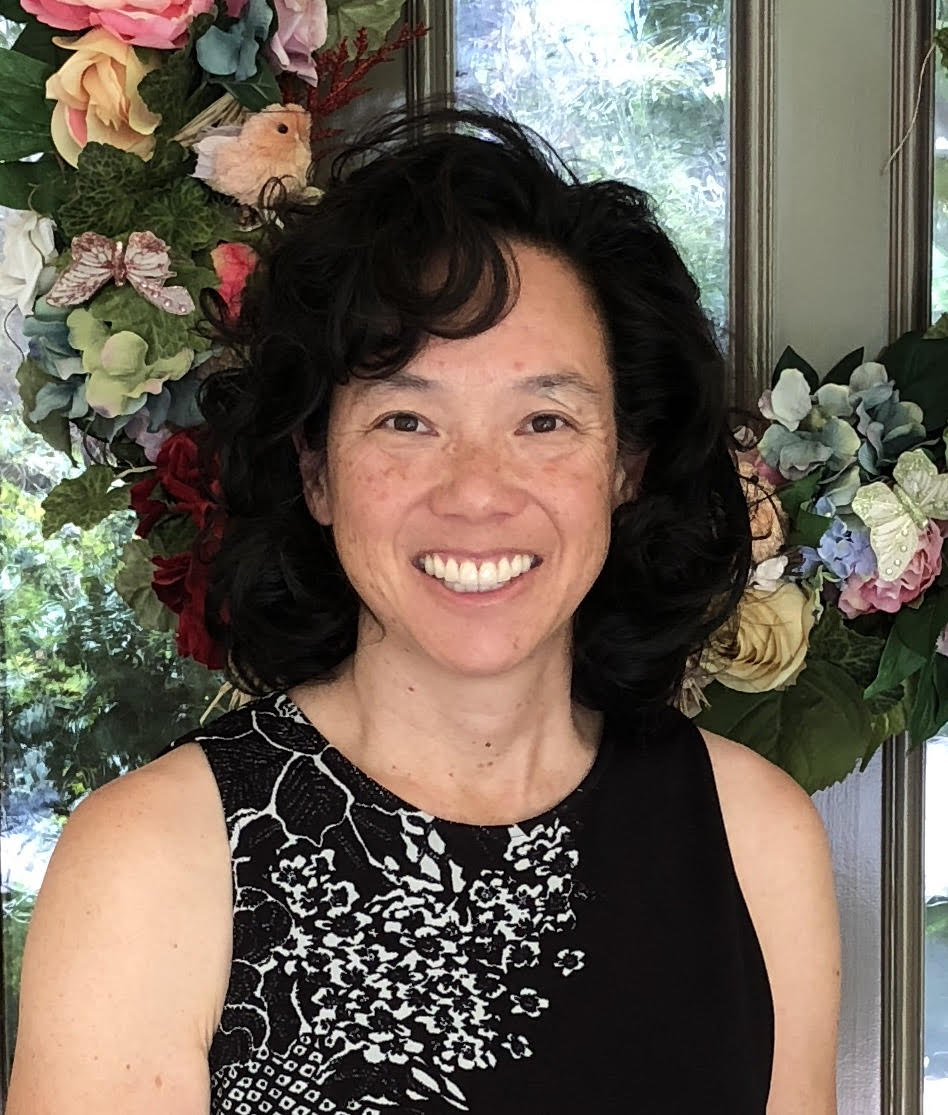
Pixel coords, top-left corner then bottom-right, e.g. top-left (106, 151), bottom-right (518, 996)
top-left (148, 513), bottom-right (198, 557)
top-left (138, 50), bottom-right (203, 137)
top-left (696, 659), bottom-right (873, 793)
top-left (809, 605), bottom-right (887, 692)
top-left (41, 465), bottom-right (130, 536)
top-left (325, 0), bottom-right (406, 56)
top-left (87, 260), bottom-right (217, 361)
top-left (114, 537), bottom-right (179, 634)
top-left (880, 329), bottom-right (948, 433)
top-left (822, 346), bottom-right (866, 387)
top-left (0, 47), bottom-right (54, 160)
top-left (59, 139), bottom-right (197, 242)
top-left (137, 177), bottom-right (225, 254)
top-left (216, 58), bottom-right (282, 110)
top-left (12, 16), bottom-right (65, 68)
top-left (771, 468), bottom-right (821, 520)
top-left (865, 624), bottom-right (928, 700)
top-left (0, 153), bottom-right (73, 215)
top-left (15, 357), bottom-right (74, 460)
top-left (771, 344), bottom-right (819, 392)
top-left (787, 506), bottom-right (832, 548)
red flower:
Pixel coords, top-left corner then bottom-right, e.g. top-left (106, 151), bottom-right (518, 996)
top-left (130, 429), bottom-right (217, 538)
top-left (210, 241), bottom-right (258, 321)
top-left (130, 428), bottom-right (228, 669)
top-left (151, 525), bottom-right (226, 670)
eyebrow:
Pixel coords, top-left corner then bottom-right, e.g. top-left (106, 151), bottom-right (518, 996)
top-left (354, 369), bottom-right (602, 399)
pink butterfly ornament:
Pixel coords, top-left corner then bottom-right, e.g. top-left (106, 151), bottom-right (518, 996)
top-left (46, 231), bottom-right (195, 315)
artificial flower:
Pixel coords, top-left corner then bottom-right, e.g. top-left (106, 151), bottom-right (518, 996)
top-left (750, 555), bottom-right (788, 593)
top-left (21, 0), bottom-right (215, 49)
top-left (758, 368), bottom-right (812, 432)
top-left (130, 429), bottom-right (217, 537)
top-left (837, 520), bottom-right (946, 618)
top-left (195, 0), bottom-right (271, 83)
top-left (809, 518), bottom-right (877, 581)
top-left (266, 0), bottom-right (328, 87)
top-left (702, 582), bottom-right (818, 692)
top-left (737, 454), bottom-right (788, 563)
top-left (67, 308), bottom-right (192, 418)
top-left (46, 28), bottom-right (161, 166)
top-left (152, 546), bottom-right (225, 668)
top-left (0, 211), bottom-right (57, 316)
top-left (210, 242), bottom-right (259, 320)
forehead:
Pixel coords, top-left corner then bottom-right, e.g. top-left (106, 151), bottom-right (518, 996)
top-left (354, 245), bottom-right (612, 396)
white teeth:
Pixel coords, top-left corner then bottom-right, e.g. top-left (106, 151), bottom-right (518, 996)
top-left (477, 561), bottom-right (498, 589)
top-left (419, 552), bottom-right (536, 592)
top-left (458, 560), bottom-right (478, 586)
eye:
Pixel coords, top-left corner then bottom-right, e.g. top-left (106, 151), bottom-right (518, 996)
top-left (277, 123), bottom-right (289, 134)
top-left (523, 413), bottom-right (571, 434)
top-left (378, 412), bottom-right (430, 433)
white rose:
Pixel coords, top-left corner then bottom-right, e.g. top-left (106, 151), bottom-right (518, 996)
top-left (0, 210), bottom-right (57, 316)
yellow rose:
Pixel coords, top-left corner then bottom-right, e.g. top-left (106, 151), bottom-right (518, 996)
top-left (46, 28), bottom-right (161, 167)
top-left (702, 583), bottom-right (817, 692)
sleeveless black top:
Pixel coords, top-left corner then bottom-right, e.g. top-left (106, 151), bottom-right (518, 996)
top-left (155, 690), bottom-right (774, 1113)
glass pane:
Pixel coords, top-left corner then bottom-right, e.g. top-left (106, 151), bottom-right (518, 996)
top-left (934, 1), bottom-right (948, 321)
top-left (0, 224), bottom-right (223, 1082)
top-left (454, 0), bottom-right (730, 338)
top-left (926, 738), bottom-right (948, 1113)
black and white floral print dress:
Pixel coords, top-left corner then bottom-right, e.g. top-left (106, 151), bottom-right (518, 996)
top-left (155, 691), bottom-right (773, 1114)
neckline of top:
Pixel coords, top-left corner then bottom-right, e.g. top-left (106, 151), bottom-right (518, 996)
top-left (270, 689), bottom-right (617, 831)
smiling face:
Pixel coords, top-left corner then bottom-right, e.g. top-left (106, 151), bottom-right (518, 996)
top-left (300, 241), bottom-right (643, 679)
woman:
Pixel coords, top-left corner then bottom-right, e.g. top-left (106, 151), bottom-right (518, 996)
top-left (8, 107), bottom-right (840, 1114)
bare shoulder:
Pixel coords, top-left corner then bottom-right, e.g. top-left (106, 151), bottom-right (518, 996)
top-left (698, 728), bottom-right (841, 1115)
top-left (6, 742), bottom-right (232, 1115)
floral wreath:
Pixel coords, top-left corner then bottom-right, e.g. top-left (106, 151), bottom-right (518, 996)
top-left (1, 1), bottom-right (424, 668)
top-left (7, 4), bottom-right (948, 794)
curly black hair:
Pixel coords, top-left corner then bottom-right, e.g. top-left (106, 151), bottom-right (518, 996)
top-left (198, 102), bottom-right (751, 713)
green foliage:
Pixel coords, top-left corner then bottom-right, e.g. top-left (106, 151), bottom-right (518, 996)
top-left (58, 140), bottom-right (231, 256)
top-left (326, 0), bottom-right (407, 56)
top-left (87, 260), bottom-right (218, 362)
top-left (138, 49), bottom-right (217, 138)
top-left (14, 357), bottom-right (74, 461)
top-left (696, 658), bottom-right (874, 793)
top-left (0, 46), bottom-right (54, 160)
top-left (772, 345), bottom-right (819, 392)
top-left (114, 537), bottom-right (179, 634)
top-left (41, 465), bottom-right (131, 537)
top-left (0, 152), bottom-right (74, 217)
top-left (216, 59), bottom-right (282, 109)
top-left (879, 329), bottom-right (948, 433)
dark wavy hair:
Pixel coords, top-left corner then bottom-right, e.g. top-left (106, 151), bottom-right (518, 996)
top-left (198, 103), bottom-right (752, 713)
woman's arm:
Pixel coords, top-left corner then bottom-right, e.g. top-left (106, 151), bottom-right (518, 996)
top-left (701, 729), bottom-right (842, 1115)
top-left (5, 751), bottom-right (232, 1114)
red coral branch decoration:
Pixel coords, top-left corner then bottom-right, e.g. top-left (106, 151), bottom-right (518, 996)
top-left (279, 22), bottom-right (429, 159)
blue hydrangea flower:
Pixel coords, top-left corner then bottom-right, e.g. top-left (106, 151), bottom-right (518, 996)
top-left (815, 518), bottom-right (877, 580)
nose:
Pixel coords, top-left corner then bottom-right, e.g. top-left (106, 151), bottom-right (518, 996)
top-left (428, 436), bottom-right (528, 521)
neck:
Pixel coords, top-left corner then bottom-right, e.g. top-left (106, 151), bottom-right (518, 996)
top-left (292, 620), bottom-right (601, 821)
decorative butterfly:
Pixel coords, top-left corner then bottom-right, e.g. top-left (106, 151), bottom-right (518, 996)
top-left (851, 448), bottom-right (948, 582)
top-left (45, 231), bottom-right (194, 316)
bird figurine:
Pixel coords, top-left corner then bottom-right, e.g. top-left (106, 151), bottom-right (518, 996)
top-left (192, 103), bottom-right (313, 208)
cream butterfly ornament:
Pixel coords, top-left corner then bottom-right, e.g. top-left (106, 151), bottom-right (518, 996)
top-left (45, 231), bottom-right (195, 315)
top-left (851, 448), bottom-right (948, 582)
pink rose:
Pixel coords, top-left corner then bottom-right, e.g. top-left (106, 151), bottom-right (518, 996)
top-left (266, 0), bottom-right (328, 87)
top-left (211, 242), bottom-right (259, 320)
top-left (21, 0), bottom-right (215, 49)
top-left (838, 520), bottom-right (945, 618)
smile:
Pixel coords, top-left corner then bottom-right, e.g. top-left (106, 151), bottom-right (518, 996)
top-left (414, 552), bottom-right (540, 593)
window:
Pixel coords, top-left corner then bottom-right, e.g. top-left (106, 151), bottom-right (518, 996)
top-left (453, 0), bottom-right (730, 338)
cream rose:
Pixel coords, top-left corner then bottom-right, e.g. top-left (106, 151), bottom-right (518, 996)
top-left (46, 28), bottom-right (161, 167)
top-left (702, 583), bottom-right (817, 692)
top-left (737, 451), bottom-right (788, 564)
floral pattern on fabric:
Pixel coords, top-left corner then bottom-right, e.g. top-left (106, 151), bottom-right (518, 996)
top-left (191, 694), bottom-right (594, 1114)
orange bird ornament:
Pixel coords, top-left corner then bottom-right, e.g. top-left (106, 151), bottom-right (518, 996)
top-left (192, 103), bottom-right (313, 207)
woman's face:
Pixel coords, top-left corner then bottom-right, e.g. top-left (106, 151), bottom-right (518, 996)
top-left (301, 242), bottom-right (642, 678)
